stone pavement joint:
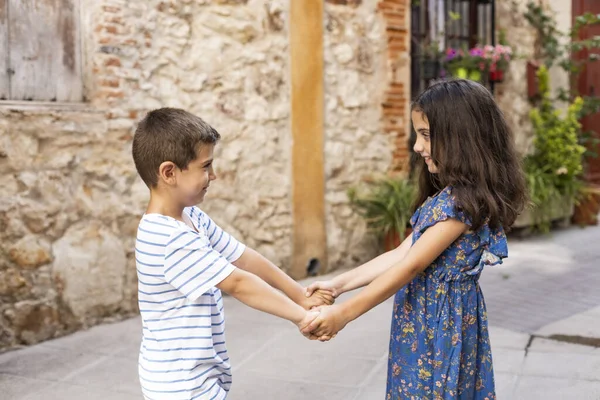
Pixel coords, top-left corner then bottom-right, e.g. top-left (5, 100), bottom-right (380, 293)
top-left (541, 334), bottom-right (600, 348)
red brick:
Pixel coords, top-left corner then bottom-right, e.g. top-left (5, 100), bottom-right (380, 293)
top-left (383, 108), bottom-right (403, 117)
top-left (383, 10), bottom-right (406, 19)
top-left (382, 101), bottom-right (405, 109)
top-left (100, 79), bottom-right (120, 88)
top-left (104, 57), bottom-right (122, 67)
top-left (97, 90), bottom-right (124, 99)
top-left (105, 25), bottom-right (119, 34)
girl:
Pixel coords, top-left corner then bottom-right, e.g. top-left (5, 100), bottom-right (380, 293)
top-left (303, 79), bottom-right (527, 399)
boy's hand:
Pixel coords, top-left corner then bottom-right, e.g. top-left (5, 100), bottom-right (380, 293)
top-left (296, 310), bottom-right (321, 339)
top-left (301, 305), bottom-right (348, 342)
top-left (300, 289), bottom-right (335, 310)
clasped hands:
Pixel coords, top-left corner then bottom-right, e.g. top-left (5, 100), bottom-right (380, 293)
top-left (296, 280), bottom-right (348, 342)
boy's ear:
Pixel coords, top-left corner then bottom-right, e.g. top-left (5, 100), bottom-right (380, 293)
top-left (158, 161), bottom-right (178, 186)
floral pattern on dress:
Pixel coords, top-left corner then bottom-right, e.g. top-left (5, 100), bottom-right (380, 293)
top-left (386, 186), bottom-right (507, 400)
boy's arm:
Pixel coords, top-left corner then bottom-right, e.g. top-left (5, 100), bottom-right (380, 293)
top-left (306, 233), bottom-right (414, 298)
top-left (233, 248), bottom-right (334, 309)
top-left (198, 210), bottom-right (332, 308)
top-left (217, 268), bottom-right (316, 329)
top-left (163, 227), bottom-right (318, 333)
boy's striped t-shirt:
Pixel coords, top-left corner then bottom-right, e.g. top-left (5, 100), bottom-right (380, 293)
top-left (135, 206), bottom-right (245, 400)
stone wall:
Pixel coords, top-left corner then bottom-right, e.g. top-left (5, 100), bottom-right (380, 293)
top-left (0, 0), bottom-right (399, 350)
top-left (495, 0), bottom-right (538, 154)
top-left (548, 0), bottom-right (572, 110)
top-left (323, 0), bottom-right (397, 270)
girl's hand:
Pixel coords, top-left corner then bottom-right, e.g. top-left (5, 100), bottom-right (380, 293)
top-left (305, 279), bottom-right (342, 299)
top-left (301, 305), bottom-right (348, 341)
top-left (300, 289), bottom-right (335, 310)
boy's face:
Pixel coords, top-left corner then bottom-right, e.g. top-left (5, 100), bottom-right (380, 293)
top-left (175, 144), bottom-right (216, 206)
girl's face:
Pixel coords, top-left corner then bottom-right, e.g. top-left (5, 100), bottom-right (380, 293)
top-left (412, 110), bottom-right (439, 174)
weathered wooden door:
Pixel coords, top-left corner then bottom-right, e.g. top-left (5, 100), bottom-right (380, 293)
top-left (573, 0), bottom-right (600, 184)
top-left (0, 0), bottom-right (82, 102)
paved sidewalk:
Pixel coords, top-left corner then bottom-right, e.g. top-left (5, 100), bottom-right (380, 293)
top-left (1, 225), bottom-right (599, 399)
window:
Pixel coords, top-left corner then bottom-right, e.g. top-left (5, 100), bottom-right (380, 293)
top-left (408, 0), bottom-right (495, 174)
top-left (410, 0), bottom-right (495, 99)
top-left (0, 0), bottom-right (83, 102)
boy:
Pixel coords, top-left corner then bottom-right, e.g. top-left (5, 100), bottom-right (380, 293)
top-left (131, 108), bottom-right (333, 399)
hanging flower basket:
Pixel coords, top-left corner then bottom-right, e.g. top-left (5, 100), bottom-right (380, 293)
top-left (444, 44), bottom-right (512, 83)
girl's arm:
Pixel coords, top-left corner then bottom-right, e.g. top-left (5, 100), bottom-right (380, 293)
top-left (303, 219), bottom-right (467, 339)
top-left (233, 247), bottom-right (334, 308)
top-left (305, 233), bottom-right (414, 298)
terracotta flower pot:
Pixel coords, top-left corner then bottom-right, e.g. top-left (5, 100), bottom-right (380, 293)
top-left (572, 189), bottom-right (600, 226)
top-left (489, 70), bottom-right (504, 82)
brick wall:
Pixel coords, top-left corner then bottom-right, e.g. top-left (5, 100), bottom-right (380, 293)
top-left (378, 0), bottom-right (411, 172)
top-left (325, 0), bottom-right (411, 172)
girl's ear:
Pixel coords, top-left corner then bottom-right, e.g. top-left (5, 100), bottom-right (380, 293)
top-left (158, 161), bottom-right (178, 186)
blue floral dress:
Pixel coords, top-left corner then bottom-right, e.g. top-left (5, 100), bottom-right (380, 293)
top-left (386, 187), bottom-right (507, 400)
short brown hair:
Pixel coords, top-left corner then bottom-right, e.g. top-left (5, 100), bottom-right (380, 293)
top-left (132, 108), bottom-right (221, 187)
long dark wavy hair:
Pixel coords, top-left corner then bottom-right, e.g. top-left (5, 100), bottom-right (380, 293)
top-left (411, 79), bottom-right (527, 230)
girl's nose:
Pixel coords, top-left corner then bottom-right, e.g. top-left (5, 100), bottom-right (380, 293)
top-left (413, 138), bottom-right (424, 153)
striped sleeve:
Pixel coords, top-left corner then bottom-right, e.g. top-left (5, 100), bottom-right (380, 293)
top-left (163, 228), bottom-right (236, 301)
top-left (194, 209), bottom-right (246, 263)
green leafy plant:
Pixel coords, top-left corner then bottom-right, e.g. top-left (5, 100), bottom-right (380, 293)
top-left (524, 66), bottom-right (586, 231)
top-left (523, 166), bottom-right (560, 233)
top-left (347, 177), bottom-right (417, 241)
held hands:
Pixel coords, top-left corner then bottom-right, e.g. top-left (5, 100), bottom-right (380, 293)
top-left (297, 279), bottom-right (347, 341)
top-left (300, 288), bottom-right (335, 310)
top-left (298, 279), bottom-right (340, 310)
top-left (301, 305), bottom-right (348, 342)
top-left (296, 310), bottom-right (321, 338)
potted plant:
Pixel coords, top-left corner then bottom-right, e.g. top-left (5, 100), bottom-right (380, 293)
top-left (348, 176), bottom-right (417, 251)
top-left (485, 44), bottom-right (512, 83)
top-left (572, 185), bottom-right (600, 226)
top-left (514, 66), bottom-right (586, 232)
top-left (445, 46), bottom-right (489, 82)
